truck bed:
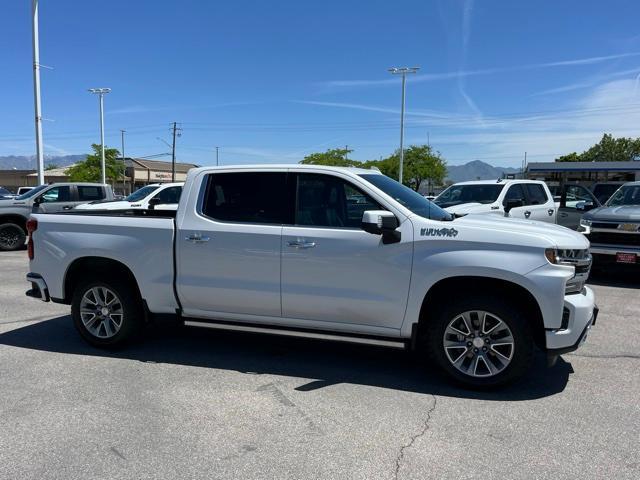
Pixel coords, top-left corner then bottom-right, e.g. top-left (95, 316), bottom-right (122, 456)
top-left (30, 210), bottom-right (179, 314)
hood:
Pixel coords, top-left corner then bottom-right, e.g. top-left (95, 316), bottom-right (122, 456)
top-left (583, 205), bottom-right (640, 222)
top-left (445, 202), bottom-right (499, 214)
top-left (0, 199), bottom-right (24, 209)
top-left (416, 214), bottom-right (589, 250)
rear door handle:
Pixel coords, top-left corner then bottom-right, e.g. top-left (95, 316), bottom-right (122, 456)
top-left (524, 210), bottom-right (531, 218)
top-left (185, 234), bottom-right (210, 243)
top-left (287, 241), bottom-right (316, 249)
top-left (560, 212), bottom-right (569, 218)
top-left (63, 206), bottom-right (73, 210)
top-left (548, 209), bottom-right (554, 216)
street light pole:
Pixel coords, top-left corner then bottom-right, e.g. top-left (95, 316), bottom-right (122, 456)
top-left (388, 66), bottom-right (420, 184)
top-left (31, 0), bottom-right (45, 185)
top-left (120, 129), bottom-right (126, 194)
top-left (88, 88), bottom-right (111, 184)
top-left (216, 146), bottom-right (219, 166)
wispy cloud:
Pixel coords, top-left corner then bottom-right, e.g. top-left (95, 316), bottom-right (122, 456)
top-left (44, 143), bottom-right (70, 156)
top-left (318, 52), bottom-right (640, 90)
top-left (531, 66), bottom-right (640, 96)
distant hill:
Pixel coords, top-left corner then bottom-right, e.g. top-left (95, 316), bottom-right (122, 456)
top-left (446, 160), bottom-right (520, 183)
top-left (0, 154), bottom-right (86, 170)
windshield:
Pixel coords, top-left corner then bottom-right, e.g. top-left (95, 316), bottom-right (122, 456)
top-left (359, 174), bottom-right (453, 221)
top-left (0, 187), bottom-right (12, 196)
top-left (434, 184), bottom-right (505, 207)
top-left (15, 184), bottom-right (48, 200)
top-left (126, 185), bottom-right (159, 202)
top-left (606, 184), bottom-right (640, 206)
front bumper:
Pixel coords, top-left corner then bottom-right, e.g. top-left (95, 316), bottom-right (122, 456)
top-left (26, 273), bottom-right (50, 302)
top-left (545, 286), bottom-right (596, 352)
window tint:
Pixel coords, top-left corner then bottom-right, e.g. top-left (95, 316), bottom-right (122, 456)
top-left (202, 172), bottom-right (289, 224)
top-left (154, 186), bottom-right (182, 204)
top-left (40, 186), bottom-right (71, 203)
top-left (296, 173), bottom-right (380, 228)
top-left (503, 184), bottom-right (525, 206)
top-left (77, 186), bottom-right (104, 201)
top-left (525, 184), bottom-right (548, 205)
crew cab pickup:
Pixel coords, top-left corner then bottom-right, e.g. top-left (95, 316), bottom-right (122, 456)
top-left (25, 166), bottom-right (597, 388)
top-left (0, 182), bottom-right (113, 251)
top-left (580, 181), bottom-right (640, 266)
top-left (75, 182), bottom-right (183, 211)
top-left (435, 179), bottom-right (602, 230)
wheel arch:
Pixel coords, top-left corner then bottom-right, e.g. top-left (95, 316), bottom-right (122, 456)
top-left (416, 276), bottom-right (546, 350)
top-left (63, 256), bottom-right (142, 305)
top-left (0, 214), bottom-right (28, 232)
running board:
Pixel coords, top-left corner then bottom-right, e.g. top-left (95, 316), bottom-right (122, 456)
top-left (183, 320), bottom-right (407, 349)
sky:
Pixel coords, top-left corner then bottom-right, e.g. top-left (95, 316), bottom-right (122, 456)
top-left (2, 0), bottom-right (640, 168)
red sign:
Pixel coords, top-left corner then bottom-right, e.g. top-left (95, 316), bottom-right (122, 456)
top-left (616, 252), bottom-right (637, 264)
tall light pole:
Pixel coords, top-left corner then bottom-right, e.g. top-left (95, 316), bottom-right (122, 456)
top-left (120, 129), bottom-right (126, 194)
top-left (31, 0), bottom-right (45, 185)
top-left (215, 146), bottom-right (219, 166)
top-left (88, 88), bottom-right (111, 184)
top-left (388, 66), bottom-right (420, 184)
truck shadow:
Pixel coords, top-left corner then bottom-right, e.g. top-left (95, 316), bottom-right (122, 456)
top-left (0, 315), bottom-right (572, 401)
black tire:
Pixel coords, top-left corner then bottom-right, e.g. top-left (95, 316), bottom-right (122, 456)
top-left (423, 295), bottom-right (534, 388)
top-left (0, 223), bottom-right (26, 251)
top-left (71, 278), bottom-right (143, 348)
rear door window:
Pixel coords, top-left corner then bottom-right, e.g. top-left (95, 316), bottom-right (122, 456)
top-left (77, 186), bottom-right (105, 201)
top-left (202, 172), bottom-right (290, 224)
top-left (525, 184), bottom-right (548, 205)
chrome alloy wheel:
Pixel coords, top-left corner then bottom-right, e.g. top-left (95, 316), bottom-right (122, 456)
top-left (443, 310), bottom-right (515, 378)
top-left (80, 287), bottom-right (124, 339)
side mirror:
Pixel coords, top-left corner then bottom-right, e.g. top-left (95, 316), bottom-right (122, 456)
top-left (361, 210), bottom-right (400, 244)
top-left (504, 199), bottom-right (524, 214)
top-left (33, 196), bottom-right (43, 206)
top-left (148, 197), bottom-right (161, 210)
top-left (576, 201), bottom-right (594, 212)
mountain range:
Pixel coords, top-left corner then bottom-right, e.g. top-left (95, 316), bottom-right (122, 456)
top-left (445, 160), bottom-right (520, 182)
top-left (0, 154), bottom-right (86, 170)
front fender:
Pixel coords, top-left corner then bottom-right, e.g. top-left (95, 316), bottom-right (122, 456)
top-left (401, 241), bottom-right (560, 337)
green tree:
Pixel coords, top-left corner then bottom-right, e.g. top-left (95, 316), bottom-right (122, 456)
top-left (300, 147), bottom-right (360, 167)
top-left (555, 134), bottom-right (640, 162)
top-left (65, 145), bottom-right (125, 183)
top-left (372, 145), bottom-right (447, 191)
top-left (45, 163), bottom-right (59, 171)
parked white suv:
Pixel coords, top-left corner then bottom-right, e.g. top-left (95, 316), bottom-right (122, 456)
top-left (25, 166), bottom-right (597, 388)
top-left (75, 182), bottom-right (183, 211)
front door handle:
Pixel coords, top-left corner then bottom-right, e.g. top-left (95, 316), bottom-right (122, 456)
top-left (560, 212), bottom-right (569, 218)
top-left (63, 205), bottom-right (73, 210)
top-left (287, 241), bottom-right (316, 249)
top-left (548, 209), bottom-right (554, 216)
top-left (185, 234), bottom-right (210, 243)
top-left (524, 210), bottom-right (531, 218)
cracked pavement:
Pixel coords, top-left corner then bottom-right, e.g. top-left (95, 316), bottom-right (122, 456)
top-left (1, 250), bottom-right (639, 479)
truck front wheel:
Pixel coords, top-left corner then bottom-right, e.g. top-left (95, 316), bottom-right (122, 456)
top-left (71, 279), bottom-right (143, 348)
top-left (0, 223), bottom-right (26, 251)
top-left (425, 296), bottom-right (534, 388)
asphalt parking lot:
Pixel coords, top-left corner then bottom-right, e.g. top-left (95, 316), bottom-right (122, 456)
top-left (1, 249), bottom-right (639, 480)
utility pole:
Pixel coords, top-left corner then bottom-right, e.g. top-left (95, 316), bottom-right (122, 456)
top-left (216, 146), bottom-right (219, 166)
top-left (388, 67), bottom-right (420, 184)
top-left (31, 0), bottom-right (44, 185)
top-left (523, 151), bottom-right (527, 179)
top-left (88, 88), bottom-right (111, 184)
top-left (120, 129), bottom-right (126, 194)
top-left (170, 122), bottom-right (182, 182)
top-left (345, 145), bottom-right (349, 161)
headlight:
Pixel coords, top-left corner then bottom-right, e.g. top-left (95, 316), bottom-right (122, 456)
top-left (580, 218), bottom-right (592, 228)
top-left (544, 248), bottom-right (592, 294)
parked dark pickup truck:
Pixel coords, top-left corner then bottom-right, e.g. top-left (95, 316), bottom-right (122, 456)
top-left (579, 181), bottom-right (640, 266)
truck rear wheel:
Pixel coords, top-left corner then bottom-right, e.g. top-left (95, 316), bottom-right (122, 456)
top-left (425, 296), bottom-right (534, 388)
top-left (71, 279), bottom-right (143, 348)
top-left (0, 223), bottom-right (26, 251)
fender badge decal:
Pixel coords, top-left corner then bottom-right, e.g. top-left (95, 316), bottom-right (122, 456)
top-left (420, 227), bottom-right (459, 238)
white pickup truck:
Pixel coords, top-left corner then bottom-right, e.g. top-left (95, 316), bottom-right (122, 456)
top-left (24, 165), bottom-right (597, 388)
top-left (434, 179), bottom-right (602, 230)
